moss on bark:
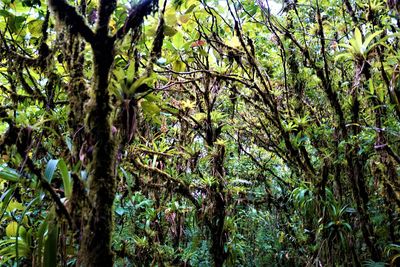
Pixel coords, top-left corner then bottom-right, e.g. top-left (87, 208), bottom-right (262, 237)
top-left (77, 36), bottom-right (117, 267)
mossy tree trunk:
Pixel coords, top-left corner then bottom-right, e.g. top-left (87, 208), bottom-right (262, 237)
top-left (77, 36), bottom-right (116, 267)
top-left (48, 0), bottom-right (157, 265)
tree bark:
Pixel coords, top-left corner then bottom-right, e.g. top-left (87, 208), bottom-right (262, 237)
top-left (77, 35), bottom-right (116, 266)
top-left (48, 0), bottom-right (157, 265)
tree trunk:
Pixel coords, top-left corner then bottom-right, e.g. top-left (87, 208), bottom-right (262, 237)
top-left (210, 144), bottom-right (228, 267)
top-left (210, 191), bottom-right (227, 267)
top-left (77, 35), bottom-right (116, 266)
top-left (48, 0), bottom-right (157, 265)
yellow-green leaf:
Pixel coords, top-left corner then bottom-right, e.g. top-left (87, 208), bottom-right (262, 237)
top-left (6, 222), bottom-right (26, 237)
top-left (226, 36), bottom-right (241, 48)
top-left (179, 14), bottom-right (190, 24)
top-left (172, 60), bottom-right (186, 73)
top-left (28, 19), bottom-right (43, 37)
top-left (164, 25), bottom-right (178, 37)
top-left (141, 101), bottom-right (160, 115)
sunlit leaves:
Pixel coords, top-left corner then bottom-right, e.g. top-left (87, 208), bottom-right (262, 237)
top-left (0, 237), bottom-right (31, 262)
top-left (27, 19), bottom-right (43, 36)
top-left (1, 0), bottom-right (399, 265)
top-left (225, 35), bottom-right (241, 48)
top-left (141, 100), bottom-right (161, 124)
top-left (336, 27), bottom-right (383, 61)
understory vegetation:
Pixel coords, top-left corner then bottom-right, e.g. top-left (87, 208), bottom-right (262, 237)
top-left (0, 0), bottom-right (400, 266)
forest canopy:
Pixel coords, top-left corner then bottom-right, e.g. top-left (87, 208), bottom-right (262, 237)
top-left (0, 0), bottom-right (399, 266)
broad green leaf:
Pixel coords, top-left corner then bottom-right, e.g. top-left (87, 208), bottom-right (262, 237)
top-left (126, 62), bottom-right (136, 85)
top-left (44, 159), bottom-right (72, 198)
top-left (43, 223), bottom-right (58, 267)
top-left (172, 31), bottom-right (184, 50)
top-left (164, 25), bottom-right (178, 37)
top-left (27, 19), bottom-right (43, 37)
top-left (44, 159), bottom-right (59, 183)
top-left (114, 67), bottom-right (125, 83)
top-left (128, 74), bottom-right (157, 96)
top-left (8, 15), bottom-right (26, 34)
top-left (353, 28), bottom-right (362, 53)
top-left (0, 166), bottom-right (20, 182)
top-left (172, 60), bottom-right (186, 72)
top-left (141, 101), bottom-right (160, 116)
top-left (363, 30), bottom-right (382, 52)
top-left (6, 221), bottom-right (22, 237)
top-left (165, 7), bottom-right (177, 25)
top-left (6, 201), bottom-right (25, 212)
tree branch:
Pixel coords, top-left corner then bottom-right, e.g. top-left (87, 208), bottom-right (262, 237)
top-left (48, 0), bottom-right (95, 44)
top-left (96, 0), bottom-right (117, 37)
top-left (113, 0), bottom-right (158, 40)
top-left (145, 0), bottom-right (167, 74)
top-left (134, 158), bottom-right (200, 209)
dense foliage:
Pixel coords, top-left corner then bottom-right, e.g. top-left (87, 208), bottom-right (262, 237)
top-left (0, 0), bottom-right (399, 266)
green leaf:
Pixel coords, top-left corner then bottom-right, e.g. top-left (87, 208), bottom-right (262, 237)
top-left (44, 159), bottom-right (59, 183)
top-left (0, 166), bottom-right (20, 182)
top-left (185, 3), bottom-right (197, 14)
top-left (27, 19), bottom-right (43, 37)
top-left (58, 159), bottom-right (72, 198)
top-left (0, 188), bottom-right (15, 220)
top-left (164, 25), bottom-right (178, 37)
top-left (128, 75), bottom-right (156, 96)
top-left (172, 60), bottom-right (186, 73)
top-left (126, 62), bottom-right (136, 86)
top-left (44, 159), bottom-right (72, 198)
top-left (0, 237), bottom-right (30, 261)
top-left (0, 10), bottom-right (12, 18)
top-left (172, 31), bottom-right (184, 50)
top-left (363, 30), bottom-right (382, 52)
top-left (165, 7), bottom-right (177, 25)
top-left (141, 100), bottom-right (161, 116)
top-left (353, 28), bottom-right (362, 53)
top-left (36, 220), bottom-right (48, 267)
top-left (8, 15), bottom-right (26, 34)
top-left (43, 223), bottom-right (58, 267)
top-left (6, 201), bottom-right (25, 212)
top-left (6, 221), bottom-right (23, 237)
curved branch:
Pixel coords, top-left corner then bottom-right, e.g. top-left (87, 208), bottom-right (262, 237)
top-left (48, 0), bottom-right (95, 44)
top-left (134, 158), bottom-right (200, 209)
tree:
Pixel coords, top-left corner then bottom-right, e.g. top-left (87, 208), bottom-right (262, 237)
top-left (0, 0), bottom-right (399, 266)
top-left (48, 0), bottom-right (161, 265)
